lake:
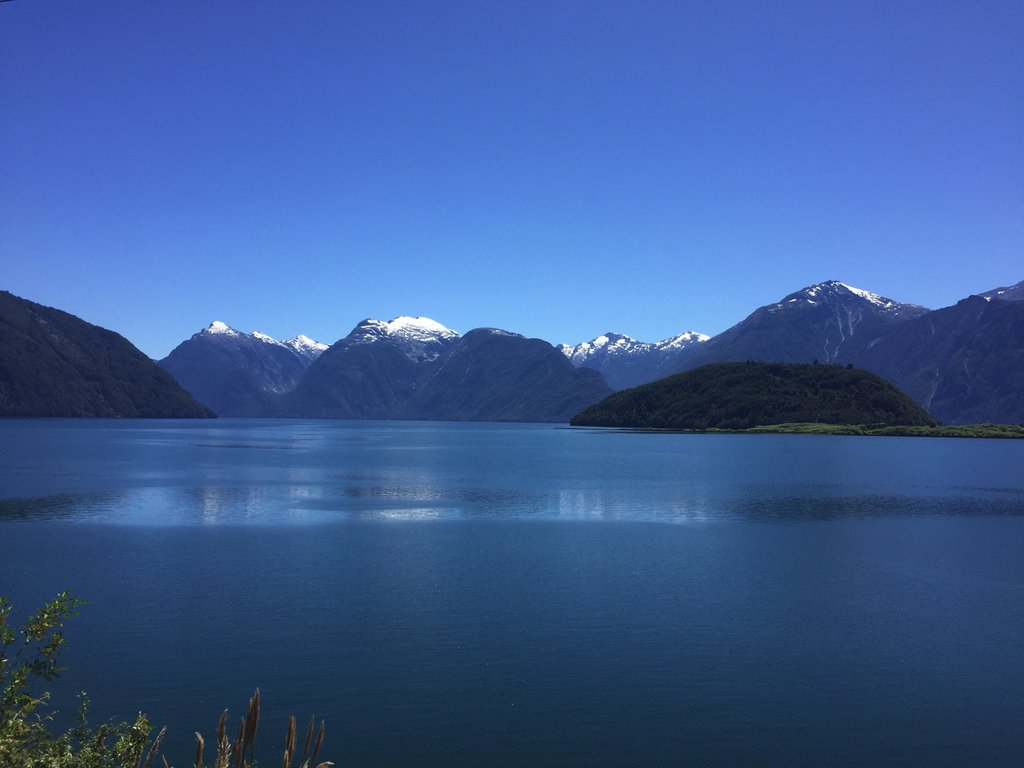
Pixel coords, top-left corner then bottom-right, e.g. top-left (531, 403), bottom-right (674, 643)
top-left (1, 419), bottom-right (1023, 766)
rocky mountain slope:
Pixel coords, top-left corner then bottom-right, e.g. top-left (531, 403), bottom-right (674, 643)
top-left (159, 322), bottom-right (327, 416)
top-left (857, 294), bottom-right (1024, 425)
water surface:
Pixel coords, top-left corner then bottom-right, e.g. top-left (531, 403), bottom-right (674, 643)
top-left (1, 420), bottom-right (1022, 766)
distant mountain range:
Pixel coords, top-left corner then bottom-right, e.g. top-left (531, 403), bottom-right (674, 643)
top-left (3, 277), bottom-right (1021, 423)
top-left (557, 331), bottom-right (708, 390)
top-left (560, 279), bottom-right (1024, 425)
top-left (161, 316), bottom-right (610, 422)
top-left (0, 291), bottom-right (211, 418)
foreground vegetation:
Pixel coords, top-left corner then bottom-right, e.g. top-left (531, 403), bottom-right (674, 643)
top-left (0, 593), bottom-right (331, 768)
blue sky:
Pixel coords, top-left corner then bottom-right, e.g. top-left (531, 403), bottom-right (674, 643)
top-left (2, 1), bottom-right (1021, 357)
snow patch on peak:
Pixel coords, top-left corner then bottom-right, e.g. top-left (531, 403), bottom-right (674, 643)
top-left (780, 281), bottom-right (927, 316)
top-left (836, 282), bottom-right (895, 308)
top-left (195, 322), bottom-right (326, 361)
top-left (658, 331), bottom-right (710, 349)
top-left (560, 329), bottom-right (708, 365)
top-left (284, 334), bottom-right (328, 361)
top-left (288, 335), bottom-right (328, 352)
top-left (251, 331), bottom-right (280, 344)
top-left (979, 280), bottom-right (1024, 303)
top-left (204, 321), bottom-right (240, 336)
top-left (349, 315), bottom-right (460, 361)
top-left (386, 316), bottom-right (458, 337)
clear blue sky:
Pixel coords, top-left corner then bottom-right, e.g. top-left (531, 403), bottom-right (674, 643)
top-left (2, 1), bottom-right (1021, 357)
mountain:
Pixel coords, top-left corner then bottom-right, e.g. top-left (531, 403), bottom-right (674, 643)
top-left (675, 281), bottom-right (930, 372)
top-left (152, 275), bottom-right (1024, 424)
top-left (0, 291), bottom-right (213, 418)
top-left (278, 316), bottom-right (459, 419)
top-left (342, 316), bottom-right (461, 362)
top-left (159, 322), bottom-right (327, 416)
top-left (409, 329), bottom-right (612, 422)
top-left (665, 279), bottom-right (1023, 425)
top-left (280, 319), bottom-right (611, 422)
top-left (571, 362), bottom-right (937, 430)
top-left (978, 279), bottom-right (1024, 303)
top-left (558, 330), bottom-right (709, 390)
top-left (856, 294), bottom-right (1024, 425)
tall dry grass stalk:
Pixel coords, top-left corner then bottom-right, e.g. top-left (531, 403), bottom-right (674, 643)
top-left (188, 689), bottom-right (331, 768)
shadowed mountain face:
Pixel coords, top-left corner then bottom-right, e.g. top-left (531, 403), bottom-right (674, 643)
top-left (159, 322), bottom-right (327, 416)
top-left (281, 324), bottom-right (612, 422)
top-left (408, 329), bottom-right (613, 422)
top-left (276, 318), bottom-right (438, 420)
top-left (857, 295), bottom-right (1024, 425)
top-left (0, 291), bottom-right (213, 418)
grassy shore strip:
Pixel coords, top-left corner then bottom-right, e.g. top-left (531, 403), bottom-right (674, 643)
top-left (734, 422), bottom-right (1024, 438)
top-left (580, 423), bottom-right (1024, 438)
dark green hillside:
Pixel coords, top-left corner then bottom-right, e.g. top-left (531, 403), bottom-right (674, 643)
top-left (0, 291), bottom-right (214, 418)
top-left (571, 362), bottom-right (937, 429)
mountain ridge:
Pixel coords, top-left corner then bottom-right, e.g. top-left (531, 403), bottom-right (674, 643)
top-left (159, 321), bottom-right (328, 416)
top-left (7, 275), bottom-right (1021, 423)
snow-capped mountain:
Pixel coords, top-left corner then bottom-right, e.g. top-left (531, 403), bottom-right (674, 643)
top-left (284, 334), bottom-right (330, 361)
top-left (343, 316), bottom-right (460, 362)
top-left (280, 322), bottom-right (609, 422)
top-left (773, 281), bottom-right (929, 324)
top-left (207, 322), bottom-right (329, 362)
top-left (151, 275), bottom-right (1024, 424)
top-left (158, 322), bottom-right (327, 415)
top-left (558, 330), bottom-right (709, 390)
top-left (672, 280), bottom-right (931, 374)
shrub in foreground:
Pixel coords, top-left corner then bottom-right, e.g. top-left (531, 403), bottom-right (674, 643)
top-left (0, 592), bottom-right (331, 768)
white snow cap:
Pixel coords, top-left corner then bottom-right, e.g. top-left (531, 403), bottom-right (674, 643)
top-left (199, 322), bottom-right (326, 358)
top-left (204, 321), bottom-right (239, 335)
top-left (780, 281), bottom-right (929, 317)
top-left (835, 282), bottom-right (897, 308)
top-left (354, 316), bottom-right (460, 361)
top-left (378, 316), bottom-right (459, 337)
top-left (559, 329), bottom-right (708, 363)
top-left (288, 334), bottom-right (329, 352)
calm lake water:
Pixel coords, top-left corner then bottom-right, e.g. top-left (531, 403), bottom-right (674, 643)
top-left (1, 419), bottom-right (1023, 766)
